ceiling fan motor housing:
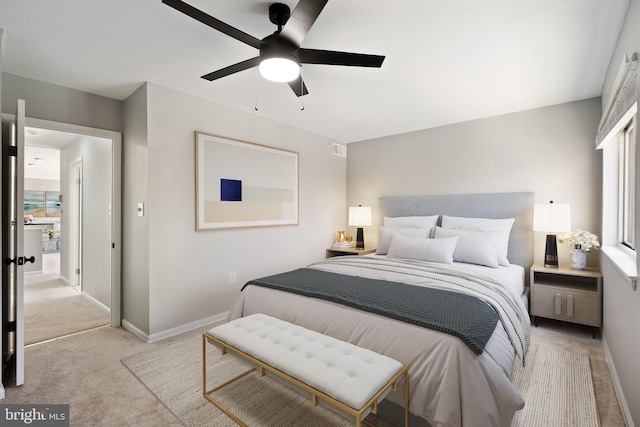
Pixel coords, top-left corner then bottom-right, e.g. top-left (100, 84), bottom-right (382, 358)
top-left (269, 3), bottom-right (291, 28)
top-left (260, 34), bottom-right (300, 64)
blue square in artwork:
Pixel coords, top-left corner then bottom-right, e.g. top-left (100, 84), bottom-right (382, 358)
top-left (221, 179), bottom-right (242, 201)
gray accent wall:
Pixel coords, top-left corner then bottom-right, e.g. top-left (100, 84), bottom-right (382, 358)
top-left (347, 98), bottom-right (602, 269)
top-left (123, 82), bottom-right (346, 339)
top-left (599, 1), bottom-right (640, 426)
top-left (2, 73), bottom-right (123, 133)
top-left (122, 84), bottom-right (150, 334)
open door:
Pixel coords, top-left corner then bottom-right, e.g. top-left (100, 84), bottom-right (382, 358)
top-left (1, 99), bottom-right (27, 386)
top-left (69, 157), bottom-right (83, 288)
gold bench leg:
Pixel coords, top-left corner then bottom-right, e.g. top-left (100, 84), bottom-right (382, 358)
top-left (202, 333), bottom-right (255, 427)
top-left (404, 368), bottom-right (410, 427)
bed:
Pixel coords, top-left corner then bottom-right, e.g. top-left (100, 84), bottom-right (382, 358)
top-left (227, 192), bottom-right (534, 427)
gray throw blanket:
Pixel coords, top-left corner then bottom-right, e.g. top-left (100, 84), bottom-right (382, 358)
top-left (243, 268), bottom-right (498, 355)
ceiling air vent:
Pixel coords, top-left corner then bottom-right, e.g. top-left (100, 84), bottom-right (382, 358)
top-left (333, 143), bottom-right (347, 158)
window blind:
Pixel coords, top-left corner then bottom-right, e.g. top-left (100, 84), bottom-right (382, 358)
top-left (596, 52), bottom-right (638, 149)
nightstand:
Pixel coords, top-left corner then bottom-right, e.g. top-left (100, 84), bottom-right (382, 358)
top-left (530, 263), bottom-right (602, 338)
top-left (326, 248), bottom-right (376, 258)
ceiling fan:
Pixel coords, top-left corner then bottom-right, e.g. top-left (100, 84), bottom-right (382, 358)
top-left (162, 0), bottom-right (385, 97)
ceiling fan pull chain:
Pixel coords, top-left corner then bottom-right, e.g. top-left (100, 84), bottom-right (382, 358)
top-left (255, 68), bottom-right (259, 111)
top-left (300, 66), bottom-right (304, 111)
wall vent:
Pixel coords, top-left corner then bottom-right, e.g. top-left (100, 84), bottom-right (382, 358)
top-left (332, 143), bottom-right (347, 158)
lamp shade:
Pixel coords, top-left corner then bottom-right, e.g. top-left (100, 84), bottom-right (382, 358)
top-left (259, 57), bottom-right (300, 82)
top-left (533, 203), bottom-right (571, 233)
top-left (348, 206), bottom-right (372, 227)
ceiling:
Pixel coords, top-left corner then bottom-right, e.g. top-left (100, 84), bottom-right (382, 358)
top-left (23, 127), bottom-right (78, 180)
top-left (0, 0), bottom-right (630, 143)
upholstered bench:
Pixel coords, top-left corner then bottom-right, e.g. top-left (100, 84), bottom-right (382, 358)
top-left (202, 313), bottom-right (409, 427)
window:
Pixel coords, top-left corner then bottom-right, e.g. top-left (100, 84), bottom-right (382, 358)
top-left (619, 118), bottom-right (636, 250)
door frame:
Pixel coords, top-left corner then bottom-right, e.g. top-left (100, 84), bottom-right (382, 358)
top-left (19, 117), bottom-right (122, 327)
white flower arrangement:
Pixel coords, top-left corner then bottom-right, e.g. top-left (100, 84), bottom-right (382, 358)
top-left (559, 230), bottom-right (600, 252)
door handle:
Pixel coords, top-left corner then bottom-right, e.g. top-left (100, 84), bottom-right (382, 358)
top-left (554, 293), bottom-right (562, 316)
top-left (4, 256), bottom-right (34, 265)
top-left (566, 294), bottom-right (574, 318)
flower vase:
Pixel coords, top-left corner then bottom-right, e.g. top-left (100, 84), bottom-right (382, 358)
top-left (570, 246), bottom-right (587, 270)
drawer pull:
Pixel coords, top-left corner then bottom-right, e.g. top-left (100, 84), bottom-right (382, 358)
top-left (554, 293), bottom-right (562, 316)
top-left (566, 294), bottom-right (574, 318)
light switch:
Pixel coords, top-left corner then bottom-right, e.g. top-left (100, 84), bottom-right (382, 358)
top-left (137, 203), bottom-right (144, 217)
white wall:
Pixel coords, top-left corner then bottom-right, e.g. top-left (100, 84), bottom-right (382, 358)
top-left (123, 83), bottom-right (346, 339)
top-left (24, 178), bottom-right (59, 192)
top-left (347, 98), bottom-right (602, 268)
top-left (60, 135), bottom-right (112, 308)
top-left (598, 1), bottom-right (640, 425)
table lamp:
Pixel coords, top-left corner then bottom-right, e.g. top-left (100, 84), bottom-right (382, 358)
top-left (533, 201), bottom-right (571, 268)
top-left (348, 205), bottom-right (372, 250)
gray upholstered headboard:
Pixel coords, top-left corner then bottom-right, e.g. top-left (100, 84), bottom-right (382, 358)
top-left (378, 192), bottom-right (534, 271)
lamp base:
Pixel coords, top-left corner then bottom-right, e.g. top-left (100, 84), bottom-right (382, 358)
top-left (355, 227), bottom-right (365, 250)
top-left (544, 234), bottom-right (559, 268)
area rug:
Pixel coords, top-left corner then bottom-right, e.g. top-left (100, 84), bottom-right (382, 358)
top-left (122, 333), bottom-right (599, 427)
top-left (121, 332), bottom-right (392, 427)
top-left (510, 344), bottom-right (599, 427)
top-left (24, 278), bottom-right (109, 345)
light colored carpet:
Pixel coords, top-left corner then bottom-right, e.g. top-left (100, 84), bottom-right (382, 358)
top-left (2, 326), bottom-right (183, 427)
top-left (24, 276), bottom-right (109, 345)
top-left (121, 333), bottom-right (394, 427)
top-left (123, 334), bottom-right (600, 427)
top-left (511, 343), bottom-right (599, 427)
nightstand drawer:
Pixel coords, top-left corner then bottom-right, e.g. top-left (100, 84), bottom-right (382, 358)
top-left (532, 285), bottom-right (599, 326)
top-left (563, 288), bottom-right (599, 326)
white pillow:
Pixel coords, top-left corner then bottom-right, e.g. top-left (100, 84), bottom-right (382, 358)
top-left (387, 234), bottom-right (458, 264)
top-left (384, 215), bottom-right (439, 229)
top-left (434, 226), bottom-right (501, 268)
top-left (440, 215), bottom-right (515, 266)
top-left (376, 226), bottom-right (431, 255)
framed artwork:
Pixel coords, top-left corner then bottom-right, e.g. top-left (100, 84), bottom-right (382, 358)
top-left (24, 190), bottom-right (45, 217)
top-left (195, 131), bottom-right (299, 231)
top-left (45, 191), bottom-right (61, 217)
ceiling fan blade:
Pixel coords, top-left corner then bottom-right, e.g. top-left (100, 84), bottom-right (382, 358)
top-left (162, 0), bottom-right (262, 49)
top-left (300, 48), bottom-right (385, 67)
top-left (288, 76), bottom-right (309, 97)
top-left (201, 57), bottom-right (261, 81)
top-left (279, 0), bottom-right (328, 46)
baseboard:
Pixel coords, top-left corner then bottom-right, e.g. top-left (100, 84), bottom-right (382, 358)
top-left (122, 319), bottom-right (149, 342)
top-left (59, 275), bottom-right (69, 285)
top-left (122, 311), bottom-right (229, 344)
top-left (81, 292), bottom-right (110, 314)
top-left (602, 335), bottom-right (634, 427)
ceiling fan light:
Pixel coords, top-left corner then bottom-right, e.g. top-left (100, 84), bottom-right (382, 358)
top-left (259, 57), bottom-right (300, 83)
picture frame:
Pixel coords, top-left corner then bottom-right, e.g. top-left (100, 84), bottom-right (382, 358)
top-left (24, 190), bottom-right (45, 218)
top-left (195, 131), bottom-right (299, 231)
top-left (45, 191), bottom-right (62, 217)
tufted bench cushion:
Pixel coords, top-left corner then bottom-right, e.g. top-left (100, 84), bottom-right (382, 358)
top-left (203, 313), bottom-right (408, 426)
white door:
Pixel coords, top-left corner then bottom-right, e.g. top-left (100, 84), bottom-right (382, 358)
top-left (69, 158), bottom-right (83, 288)
top-left (1, 99), bottom-right (26, 386)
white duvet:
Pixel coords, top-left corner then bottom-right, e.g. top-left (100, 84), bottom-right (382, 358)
top-left (228, 256), bottom-right (530, 427)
